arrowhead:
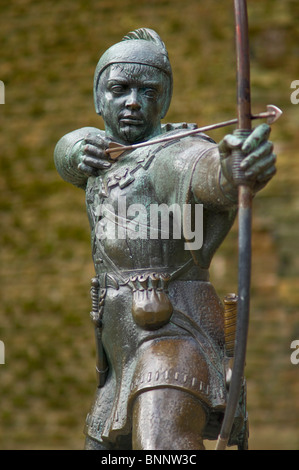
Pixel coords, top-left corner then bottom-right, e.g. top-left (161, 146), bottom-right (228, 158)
top-left (266, 104), bottom-right (283, 124)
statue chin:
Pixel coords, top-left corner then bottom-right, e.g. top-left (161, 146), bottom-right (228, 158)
top-left (119, 125), bottom-right (147, 145)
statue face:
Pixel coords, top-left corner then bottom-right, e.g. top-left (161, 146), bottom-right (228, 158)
top-left (97, 64), bottom-right (167, 145)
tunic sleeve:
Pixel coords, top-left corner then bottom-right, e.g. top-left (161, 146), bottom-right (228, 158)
top-left (54, 126), bottom-right (103, 190)
top-left (152, 133), bottom-right (238, 210)
top-left (191, 144), bottom-right (239, 210)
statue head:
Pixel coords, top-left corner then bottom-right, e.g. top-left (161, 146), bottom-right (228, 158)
top-left (93, 29), bottom-right (173, 144)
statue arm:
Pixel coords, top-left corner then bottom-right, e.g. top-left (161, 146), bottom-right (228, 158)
top-left (192, 123), bottom-right (277, 209)
top-left (151, 135), bottom-right (238, 211)
top-left (54, 127), bottom-right (103, 189)
top-left (191, 143), bottom-right (239, 210)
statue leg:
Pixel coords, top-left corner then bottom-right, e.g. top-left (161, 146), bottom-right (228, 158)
top-left (132, 388), bottom-right (207, 450)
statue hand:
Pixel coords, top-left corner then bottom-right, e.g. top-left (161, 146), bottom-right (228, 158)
top-left (219, 124), bottom-right (276, 192)
top-left (77, 133), bottom-right (112, 176)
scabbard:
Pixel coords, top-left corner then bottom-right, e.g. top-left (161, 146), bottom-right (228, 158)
top-left (90, 277), bottom-right (108, 388)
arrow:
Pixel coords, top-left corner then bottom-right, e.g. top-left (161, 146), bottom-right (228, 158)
top-left (106, 105), bottom-right (282, 159)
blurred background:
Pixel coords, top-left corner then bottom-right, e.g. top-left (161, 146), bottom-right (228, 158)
top-left (0, 0), bottom-right (298, 450)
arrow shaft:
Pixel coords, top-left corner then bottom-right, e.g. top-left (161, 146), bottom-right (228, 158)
top-left (107, 108), bottom-right (279, 157)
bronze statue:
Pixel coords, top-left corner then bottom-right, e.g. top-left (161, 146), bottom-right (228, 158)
top-left (54, 28), bottom-right (276, 450)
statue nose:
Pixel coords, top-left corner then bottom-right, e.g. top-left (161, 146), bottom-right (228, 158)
top-left (126, 89), bottom-right (141, 110)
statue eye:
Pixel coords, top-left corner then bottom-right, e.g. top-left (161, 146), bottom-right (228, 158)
top-left (144, 88), bottom-right (157, 99)
top-left (110, 85), bottom-right (126, 95)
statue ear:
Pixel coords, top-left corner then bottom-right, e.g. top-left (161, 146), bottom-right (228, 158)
top-left (94, 92), bottom-right (102, 116)
top-left (160, 95), bottom-right (171, 119)
top-left (160, 74), bottom-right (173, 119)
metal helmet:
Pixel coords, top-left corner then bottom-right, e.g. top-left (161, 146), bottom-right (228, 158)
top-left (93, 28), bottom-right (173, 118)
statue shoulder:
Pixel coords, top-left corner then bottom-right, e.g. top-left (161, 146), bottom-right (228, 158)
top-left (152, 124), bottom-right (217, 168)
top-left (161, 122), bottom-right (198, 133)
top-left (56, 126), bottom-right (104, 150)
top-left (149, 126), bottom-right (218, 206)
top-left (161, 122), bottom-right (216, 145)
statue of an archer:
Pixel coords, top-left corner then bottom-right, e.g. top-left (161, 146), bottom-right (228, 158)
top-left (54, 24), bottom-right (278, 450)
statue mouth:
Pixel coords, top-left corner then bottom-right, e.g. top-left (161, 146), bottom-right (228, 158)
top-left (119, 115), bottom-right (144, 126)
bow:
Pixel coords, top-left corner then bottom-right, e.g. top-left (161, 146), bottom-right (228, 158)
top-left (215, 0), bottom-right (253, 450)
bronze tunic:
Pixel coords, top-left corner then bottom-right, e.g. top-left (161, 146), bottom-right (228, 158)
top-left (55, 126), bottom-right (238, 446)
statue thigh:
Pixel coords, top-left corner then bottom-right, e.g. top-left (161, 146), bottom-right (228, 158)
top-left (132, 387), bottom-right (207, 450)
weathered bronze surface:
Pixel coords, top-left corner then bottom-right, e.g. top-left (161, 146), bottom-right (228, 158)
top-left (54, 28), bottom-right (276, 450)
